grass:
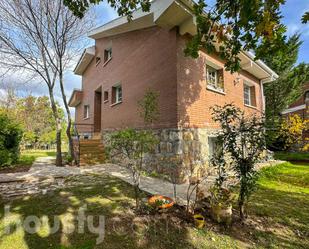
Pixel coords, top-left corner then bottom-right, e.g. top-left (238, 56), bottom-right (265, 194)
top-left (247, 162), bottom-right (309, 248)
top-left (0, 162), bottom-right (308, 248)
top-left (274, 151), bottom-right (309, 161)
top-left (0, 150), bottom-right (56, 173)
top-left (19, 150), bottom-right (57, 165)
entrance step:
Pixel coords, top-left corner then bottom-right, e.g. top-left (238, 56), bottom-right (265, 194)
top-left (78, 138), bottom-right (105, 166)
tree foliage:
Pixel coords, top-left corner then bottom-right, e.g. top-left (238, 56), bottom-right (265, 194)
top-left (211, 104), bottom-right (265, 219)
top-left (64, 0), bottom-right (151, 18)
top-left (275, 114), bottom-right (308, 150)
top-left (0, 93), bottom-right (65, 149)
top-left (302, 11), bottom-right (309, 24)
top-left (0, 112), bottom-right (23, 167)
top-left (257, 33), bottom-right (309, 149)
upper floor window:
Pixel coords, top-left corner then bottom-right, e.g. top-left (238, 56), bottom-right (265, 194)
top-left (104, 91), bottom-right (109, 103)
top-left (206, 65), bottom-right (224, 91)
top-left (95, 56), bottom-right (101, 66)
top-left (83, 105), bottom-right (90, 119)
top-left (104, 48), bottom-right (112, 63)
top-left (112, 85), bottom-right (122, 104)
top-left (243, 82), bottom-right (256, 107)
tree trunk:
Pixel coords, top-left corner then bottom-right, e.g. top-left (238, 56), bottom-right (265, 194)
top-left (48, 87), bottom-right (62, 166)
top-left (59, 71), bottom-right (76, 164)
top-left (239, 200), bottom-right (245, 220)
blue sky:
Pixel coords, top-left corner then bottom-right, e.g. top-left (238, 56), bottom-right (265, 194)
top-left (72, 0), bottom-right (309, 94)
top-left (1, 0), bottom-right (308, 106)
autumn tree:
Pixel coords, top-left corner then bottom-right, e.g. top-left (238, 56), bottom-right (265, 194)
top-left (255, 33), bottom-right (309, 149)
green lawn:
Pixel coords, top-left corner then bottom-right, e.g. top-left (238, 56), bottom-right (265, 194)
top-left (274, 151), bottom-right (309, 161)
top-left (0, 162), bottom-right (308, 249)
top-left (0, 150), bottom-right (56, 173)
top-left (18, 150), bottom-right (57, 165)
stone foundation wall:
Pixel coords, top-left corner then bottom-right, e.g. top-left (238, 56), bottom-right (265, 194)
top-left (102, 128), bottom-right (220, 183)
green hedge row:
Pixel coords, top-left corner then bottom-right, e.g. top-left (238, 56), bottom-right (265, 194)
top-left (0, 113), bottom-right (23, 167)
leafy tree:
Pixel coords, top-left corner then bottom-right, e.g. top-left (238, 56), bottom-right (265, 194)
top-left (275, 114), bottom-right (308, 150)
top-left (0, 94), bottom-right (66, 150)
top-left (211, 104), bottom-right (265, 220)
top-left (257, 33), bottom-right (309, 149)
top-left (0, 113), bottom-right (23, 167)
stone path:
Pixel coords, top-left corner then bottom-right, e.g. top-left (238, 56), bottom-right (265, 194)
top-left (0, 157), bottom-right (285, 203)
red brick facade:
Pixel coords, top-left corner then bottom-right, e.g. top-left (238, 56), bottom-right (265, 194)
top-left (74, 26), bottom-right (263, 132)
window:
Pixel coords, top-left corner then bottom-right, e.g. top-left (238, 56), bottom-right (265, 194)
top-left (243, 82), bottom-right (256, 107)
top-left (112, 85), bottom-right (122, 104)
top-left (208, 136), bottom-right (221, 160)
top-left (95, 56), bottom-right (101, 65)
top-left (104, 91), bottom-right (109, 102)
top-left (244, 84), bottom-right (251, 106)
top-left (104, 48), bottom-right (112, 63)
top-left (305, 91), bottom-right (309, 101)
top-left (206, 65), bottom-right (224, 91)
top-left (83, 105), bottom-right (90, 119)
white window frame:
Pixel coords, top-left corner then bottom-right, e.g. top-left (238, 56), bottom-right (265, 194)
top-left (206, 65), bottom-right (218, 88)
top-left (244, 84), bottom-right (251, 106)
top-left (104, 48), bottom-right (112, 62)
top-left (83, 105), bottom-right (90, 119)
top-left (115, 86), bottom-right (122, 103)
top-left (111, 85), bottom-right (122, 105)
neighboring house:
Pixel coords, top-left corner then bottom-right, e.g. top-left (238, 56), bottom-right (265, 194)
top-left (69, 0), bottom-right (278, 176)
top-left (282, 82), bottom-right (309, 143)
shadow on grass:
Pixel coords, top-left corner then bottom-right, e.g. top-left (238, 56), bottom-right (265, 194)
top-left (0, 164), bottom-right (308, 249)
top-left (0, 175), bottom-right (196, 249)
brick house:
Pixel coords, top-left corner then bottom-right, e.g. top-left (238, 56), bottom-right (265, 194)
top-left (282, 82), bottom-right (309, 144)
top-left (69, 0), bottom-right (278, 174)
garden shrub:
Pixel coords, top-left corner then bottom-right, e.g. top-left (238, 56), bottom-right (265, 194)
top-left (0, 113), bottom-right (23, 167)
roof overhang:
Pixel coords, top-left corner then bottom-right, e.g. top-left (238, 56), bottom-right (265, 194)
top-left (239, 51), bottom-right (278, 80)
top-left (282, 104), bottom-right (306, 115)
top-left (82, 0), bottom-right (278, 80)
top-left (74, 46), bottom-right (95, 75)
top-left (68, 89), bottom-right (83, 107)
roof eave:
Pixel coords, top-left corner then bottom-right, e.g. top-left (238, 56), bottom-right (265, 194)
top-left (74, 46), bottom-right (95, 76)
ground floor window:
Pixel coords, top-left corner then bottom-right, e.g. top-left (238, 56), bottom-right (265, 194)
top-left (112, 85), bottom-right (122, 104)
top-left (83, 105), bottom-right (89, 119)
top-left (208, 136), bottom-right (223, 161)
top-left (243, 82), bottom-right (256, 107)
